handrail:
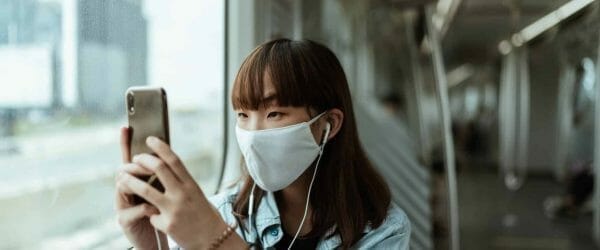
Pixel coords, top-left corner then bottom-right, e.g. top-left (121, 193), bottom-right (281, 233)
top-left (425, 5), bottom-right (460, 250)
top-left (500, 0), bottom-right (596, 48)
top-left (498, 47), bottom-right (529, 191)
top-left (516, 47), bottom-right (530, 189)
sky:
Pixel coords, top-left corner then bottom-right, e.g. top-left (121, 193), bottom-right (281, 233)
top-left (144, 0), bottom-right (225, 110)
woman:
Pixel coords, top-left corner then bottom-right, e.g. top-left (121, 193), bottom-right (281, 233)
top-left (116, 39), bottom-right (410, 249)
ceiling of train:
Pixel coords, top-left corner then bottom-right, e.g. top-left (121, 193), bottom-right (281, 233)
top-left (443, 0), bottom-right (570, 66)
top-left (363, 0), bottom-right (587, 69)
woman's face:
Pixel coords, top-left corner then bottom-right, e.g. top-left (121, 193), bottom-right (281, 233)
top-left (234, 74), bottom-right (326, 142)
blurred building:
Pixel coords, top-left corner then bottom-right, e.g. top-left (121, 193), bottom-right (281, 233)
top-left (0, 0), bottom-right (60, 108)
top-left (0, 0), bottom-right (147, 115)
top-left (77, 0), bottom-right (147, 114)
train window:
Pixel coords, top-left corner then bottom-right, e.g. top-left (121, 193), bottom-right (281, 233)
top-left (0, 1), bottom-right (224, 249)
top-left (580, 57), bottom-right (596, 101)
top-left (573, 57), bottom-right (596, 116)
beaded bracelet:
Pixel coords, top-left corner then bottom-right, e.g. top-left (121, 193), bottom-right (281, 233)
top-left (208, 221), bottom-right (238, 250)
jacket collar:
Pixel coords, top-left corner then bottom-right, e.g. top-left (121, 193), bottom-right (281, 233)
top-left (254, 191), bottom-right (282, 237)
top-left (251, 191), bottom-right (352, 249)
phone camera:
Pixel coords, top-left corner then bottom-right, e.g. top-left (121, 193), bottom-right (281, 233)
top-left (127, 92), bottom-right (135, 115)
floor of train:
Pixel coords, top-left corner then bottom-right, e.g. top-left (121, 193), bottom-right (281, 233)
top-left (456, 168), bottom-right (596, 250)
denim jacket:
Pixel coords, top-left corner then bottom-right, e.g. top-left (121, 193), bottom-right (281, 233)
top-left (203, 185), bottom-right (411, 249)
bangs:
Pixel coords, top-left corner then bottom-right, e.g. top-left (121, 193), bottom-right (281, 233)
top-left (231, 39), bottom-right (328, 111)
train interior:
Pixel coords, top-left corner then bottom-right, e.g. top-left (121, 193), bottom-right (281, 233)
top-left (0, 0), bottom-right (600, 249)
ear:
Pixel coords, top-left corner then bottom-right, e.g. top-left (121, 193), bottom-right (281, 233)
top-left (324, 108), bottom-right (344, 142)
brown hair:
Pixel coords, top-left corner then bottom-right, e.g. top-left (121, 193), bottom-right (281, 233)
top-left (231, 39), bottom-right (391, 248)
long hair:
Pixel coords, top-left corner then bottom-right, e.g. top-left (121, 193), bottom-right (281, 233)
top-left (230, 39), bottom-right (391, 248)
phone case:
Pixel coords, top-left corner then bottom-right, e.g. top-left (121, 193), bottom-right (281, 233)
top-left (125, 86), bottom-right (169, 203)
top-left (126, 86), bottom-right (170, 157)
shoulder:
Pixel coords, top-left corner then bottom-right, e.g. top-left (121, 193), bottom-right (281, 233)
top-left (354, 204), bottom-right (411, 249)
top-left (207, 185), bottom-right (240, 209)
top-left (382, 203), bottom-right (411, 233)
top-left (207, 185), bottom-right (242, 226)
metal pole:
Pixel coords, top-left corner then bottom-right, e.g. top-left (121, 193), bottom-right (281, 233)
top-left (500, 49), bottom-right (522, 190)
top-left (556, 61), bottom-right (575, 181)
top-left (593, 29), bottom-right (600, 246)
top-left (425, 5), bottom-right (460, 250)
top-left (215, 0), bottom-right (229, 194)
top-left (516, 47), bottom-right (530, 188)
top-left (507, 51), bottom-right (517, 188)
top-left (293, 0), bottom-right (302, 40)
top-left (404, 12), bottom-right (430, 165)
top-left (499, 50), bottom-right (510, 185)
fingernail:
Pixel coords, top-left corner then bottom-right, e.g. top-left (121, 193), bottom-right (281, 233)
top-left (146, 136), bottom-right (158, 145)
top-left (132, 154), bottom-right (139, 162)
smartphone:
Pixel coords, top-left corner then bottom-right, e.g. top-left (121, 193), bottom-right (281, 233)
top-left (126, 86), bottom-right (169, 204)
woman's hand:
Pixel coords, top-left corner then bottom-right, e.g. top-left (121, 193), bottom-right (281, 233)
top-left (116, 130), bottom-right (243, 249)
top-left (115, 127), bottom-right (167, 250)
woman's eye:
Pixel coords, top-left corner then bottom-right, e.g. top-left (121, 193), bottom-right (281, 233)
top-left (237, 113), bottom-right (248, 118)
top-left (267, 112), bottom-right (282, 119)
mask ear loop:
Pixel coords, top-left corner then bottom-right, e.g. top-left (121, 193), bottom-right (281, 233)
top-left (288, 122), bottom-right (331, 249)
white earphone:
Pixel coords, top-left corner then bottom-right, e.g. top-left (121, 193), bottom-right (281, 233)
top-left (323, 122), bottom-right (331, 144)
top-left (248, 119), bottom-right (331, 248)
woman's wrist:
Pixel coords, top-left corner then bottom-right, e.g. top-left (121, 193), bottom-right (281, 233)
top-left (182, 210), bottom-right (239, 250)
top-left (215, 224), bottom-right (249, 250)
top-left (194, 219), bottom-right (248, 250)
top-left (207, 221), bottom-right (238, 250)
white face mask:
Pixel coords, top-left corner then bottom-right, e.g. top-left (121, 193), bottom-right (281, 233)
top-left (235, 112), bottom-right (328, 192)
